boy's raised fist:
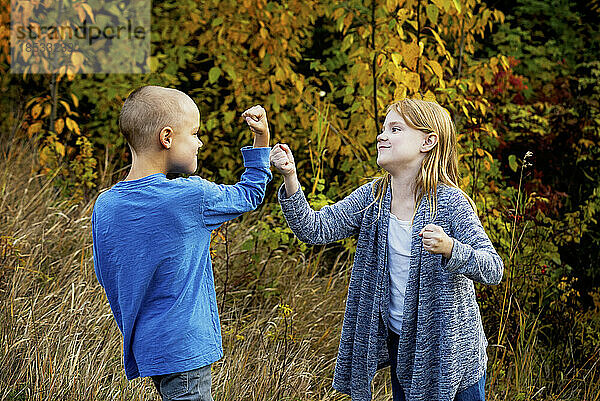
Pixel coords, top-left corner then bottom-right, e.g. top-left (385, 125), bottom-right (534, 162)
top-left (270, 143), bottom-right (296, 177)
top-left (242, 105), bottom-right (270, 137)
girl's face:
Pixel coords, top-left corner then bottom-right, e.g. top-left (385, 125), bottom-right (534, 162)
top-left (376, 108), bottom-right (431, 174)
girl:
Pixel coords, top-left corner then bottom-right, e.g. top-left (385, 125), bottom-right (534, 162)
top-left (269, 99), bottom-right (503, 401)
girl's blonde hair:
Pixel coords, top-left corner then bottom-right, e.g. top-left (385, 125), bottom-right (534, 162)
top-left (372, 99), bottom-right (476, 222)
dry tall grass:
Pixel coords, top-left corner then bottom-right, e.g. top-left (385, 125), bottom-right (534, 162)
top-left (0, 140), bottom-right (394, 400)
top-left (1, 139), bottom-right (599, 401)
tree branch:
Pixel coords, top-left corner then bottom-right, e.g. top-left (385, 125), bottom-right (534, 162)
top-left (371, 0), bottom-right (380, 135)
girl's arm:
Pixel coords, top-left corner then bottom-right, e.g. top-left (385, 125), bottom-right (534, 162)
top-left (441, 192), bottom-right (504, 285)
top-left (271, 144), bottom-right (370, 245)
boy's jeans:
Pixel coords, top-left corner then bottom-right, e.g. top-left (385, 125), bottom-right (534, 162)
top-left (387, 330), bottom-right (486, 401)
top-left (151, 364), bottom-right (213, 401)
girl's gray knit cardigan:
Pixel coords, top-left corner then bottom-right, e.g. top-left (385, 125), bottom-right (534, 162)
top-left (278, 181), bottom-right (503, 401)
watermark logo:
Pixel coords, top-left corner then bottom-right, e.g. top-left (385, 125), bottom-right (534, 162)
top-left (10, 0), bottom-right (150, 74)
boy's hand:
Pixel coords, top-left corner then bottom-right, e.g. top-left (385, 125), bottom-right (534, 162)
top-left (270, 143), bottom-right (296, 177)
top-left (419, 224), bottom-right (454, 259)
top-left (242, 105), bottom-right (270, 147)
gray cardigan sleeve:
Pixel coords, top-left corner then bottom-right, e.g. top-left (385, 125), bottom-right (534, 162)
top-left (442, 191), bottom-right (504, 285)
top-left (277, 182), bottom-right (371, 245)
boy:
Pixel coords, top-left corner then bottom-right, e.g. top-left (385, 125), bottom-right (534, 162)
top-left (91, 85), bottom-right (272, 401)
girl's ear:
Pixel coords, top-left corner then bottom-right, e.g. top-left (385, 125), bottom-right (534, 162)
top-left (421, 132), bottom-right (439, 152)
top-left (159, 126), bottom-right (174, 149)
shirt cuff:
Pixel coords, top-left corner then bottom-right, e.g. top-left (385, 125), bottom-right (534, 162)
top-left (442, 238), bottom-right (471, 273)
top-left (277, 183), bottom-right (303, 202)
top-left (241, 146), bottom-right (271, 169)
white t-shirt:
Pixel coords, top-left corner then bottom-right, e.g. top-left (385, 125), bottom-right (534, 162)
top-left (387, 213), bottom-right (412, 335)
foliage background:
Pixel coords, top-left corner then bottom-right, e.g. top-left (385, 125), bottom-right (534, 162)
top-left (1, 0), bottom-right (599, 399)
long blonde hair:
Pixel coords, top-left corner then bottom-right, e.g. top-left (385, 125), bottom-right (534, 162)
top-left (372, 99), bottom-right (476, 221)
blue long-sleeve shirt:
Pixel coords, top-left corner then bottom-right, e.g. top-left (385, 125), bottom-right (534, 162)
top-left (91, 146), bottom-right (271, 379)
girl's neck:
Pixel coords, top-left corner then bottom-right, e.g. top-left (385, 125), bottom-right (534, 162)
top-left (389, 168), bottom-right (419, 203)
top-left (389, 171), bottom-right (420, 220)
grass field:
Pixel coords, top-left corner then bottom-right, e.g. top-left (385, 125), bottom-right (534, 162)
top-left (1, 140), bottom-right (599, 401)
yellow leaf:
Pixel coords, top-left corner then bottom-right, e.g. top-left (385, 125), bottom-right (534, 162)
top-left (60, 100), bottom-right (72, 115)
top-left (66, 117), bottom-right (80, 134)
top-left (295, 79), bottom-right (303, 94)
top-left (71, 93), bottom-right (79, 108)
top-left (81, 3), bottom-right (95, 23)
top-left (39, 146), bottom-right (51, 166)
top-left (452, 0), bottom-right (462, 13)
top-left (405, 72), bottom-right (420, 93)
top-left (461, 104), bottom-right (470, 119)
top-left (393, 85), bottom-right (407, 100)
top-left (71, 52), bottom-right (84, 68)
top-left (54, 118), bottom-right (64, 134)
top-left (429, 28), bottom-right (446, 50)
top-left (76, 5), bottom-right (86, 22)
top-left (32, 104), bottom-right (42, 119)
top-left (402, 41), bottom-right (420, 71)
top-left (428, 59), bottom-right (443, 80)
top-left (259, 27), bottom-right (268, 40)
top-left (43, 104), bottom-right (51, 117)
top-left (423, 90), bottom-right (436, 101)
top-left (476, 148), bottom-right (484, 157)
top-left (55, 142), bottom-right (65, 157)
top-left (27, 122), bottom-right (43, 137)
top-left (391, 53), bottom-right (402, 68)
top-left (26, 97), bottom-right (40, 108)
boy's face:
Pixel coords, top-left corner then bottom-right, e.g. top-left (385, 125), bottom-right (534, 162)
top-left (166, 98), bottom-right (202, 174)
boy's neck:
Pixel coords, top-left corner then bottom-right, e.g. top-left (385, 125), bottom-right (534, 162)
top-left (124, 153), bottom-right (166, 181)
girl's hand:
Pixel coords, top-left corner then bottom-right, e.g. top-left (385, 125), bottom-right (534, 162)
top-left (270, 143), bottom-right (296, 177)
top-left (419, 224), bottom-right (454, 259)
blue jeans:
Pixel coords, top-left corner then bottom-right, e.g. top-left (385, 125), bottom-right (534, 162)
top-left (151, 364), bottom-right (213, 401)
top-left (387, 330), bottom-right (486, 401)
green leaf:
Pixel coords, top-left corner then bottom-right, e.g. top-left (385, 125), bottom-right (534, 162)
top-left (208, 67), bottom-right (221, 84)
top-left (509, 154), bottom-right (518, 172)
top-left (426, 4), bottom-right (439, 25)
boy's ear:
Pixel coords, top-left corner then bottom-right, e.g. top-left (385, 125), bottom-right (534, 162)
top-left (421, 132), bottom-right (439, 152)
top-left (159, 126), bottom-right (174, 149)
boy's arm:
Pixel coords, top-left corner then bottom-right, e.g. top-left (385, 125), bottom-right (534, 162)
top-left (201, 105), bottom-right (271, 230)
top-left (200, 147), bottom-right (272, 230)
top-left (441, 193), bottom-right (504, 285)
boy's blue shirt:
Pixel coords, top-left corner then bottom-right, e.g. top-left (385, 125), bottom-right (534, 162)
top-left (91, 146), bottom-right (272, 379)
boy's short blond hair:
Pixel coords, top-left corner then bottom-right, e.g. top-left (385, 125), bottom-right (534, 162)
top-left (119, 85), bottom-right (192, 153)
